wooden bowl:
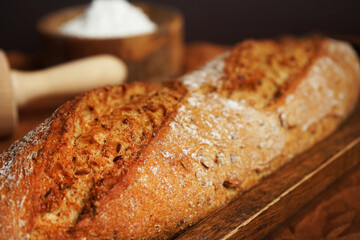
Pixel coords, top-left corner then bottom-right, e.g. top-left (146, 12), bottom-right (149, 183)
top-left (37, 2), bottom-right (184, 82)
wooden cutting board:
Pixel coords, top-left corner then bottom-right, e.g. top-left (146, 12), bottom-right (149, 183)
top-left (175, 99), bottom-right (360, 240)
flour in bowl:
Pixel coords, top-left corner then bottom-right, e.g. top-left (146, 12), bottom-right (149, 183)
top-left (61, 0), bottom-right (157, 38)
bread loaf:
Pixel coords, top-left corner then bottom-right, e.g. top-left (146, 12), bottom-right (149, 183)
top-left (0, 37), bottom-right (359, 239)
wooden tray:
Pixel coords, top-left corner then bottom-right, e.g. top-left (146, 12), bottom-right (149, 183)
top-left (175, 100), bottom-right (360, 240)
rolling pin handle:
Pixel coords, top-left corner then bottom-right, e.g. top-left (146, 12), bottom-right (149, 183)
top-left (11, 55), bottom-right (127, 108)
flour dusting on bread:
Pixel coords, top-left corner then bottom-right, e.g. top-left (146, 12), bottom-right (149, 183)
top-left (182, 53), bottom-right (227, 91)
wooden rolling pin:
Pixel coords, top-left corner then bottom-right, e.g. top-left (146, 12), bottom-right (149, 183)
top-left (0, 50), bottom-right (127, 137)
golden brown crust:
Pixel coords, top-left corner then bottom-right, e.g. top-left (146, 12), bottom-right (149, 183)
top-left (0, 37), bottom-right (359, 240)
top-left (220, 37), bottom-right (324, 108)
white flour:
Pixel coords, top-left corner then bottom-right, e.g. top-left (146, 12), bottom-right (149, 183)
top-left (61, 0), bottom-right (157, 38)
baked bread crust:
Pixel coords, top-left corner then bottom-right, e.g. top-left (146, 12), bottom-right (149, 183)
top-left (0, 37), bottom-right (359, 239)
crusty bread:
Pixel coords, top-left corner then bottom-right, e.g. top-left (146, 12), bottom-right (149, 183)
top-left (0, 37), bottom-right (359, 240)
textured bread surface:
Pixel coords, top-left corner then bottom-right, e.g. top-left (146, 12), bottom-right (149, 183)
top-left (0, 37), bottom-right (359, 240)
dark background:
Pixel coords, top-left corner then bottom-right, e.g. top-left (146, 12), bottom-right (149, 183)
top-left (0, 0), bottom-right (359, 53)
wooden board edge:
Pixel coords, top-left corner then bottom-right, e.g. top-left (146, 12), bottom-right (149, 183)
top-left (226, 137), bottom-right (360, 240)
